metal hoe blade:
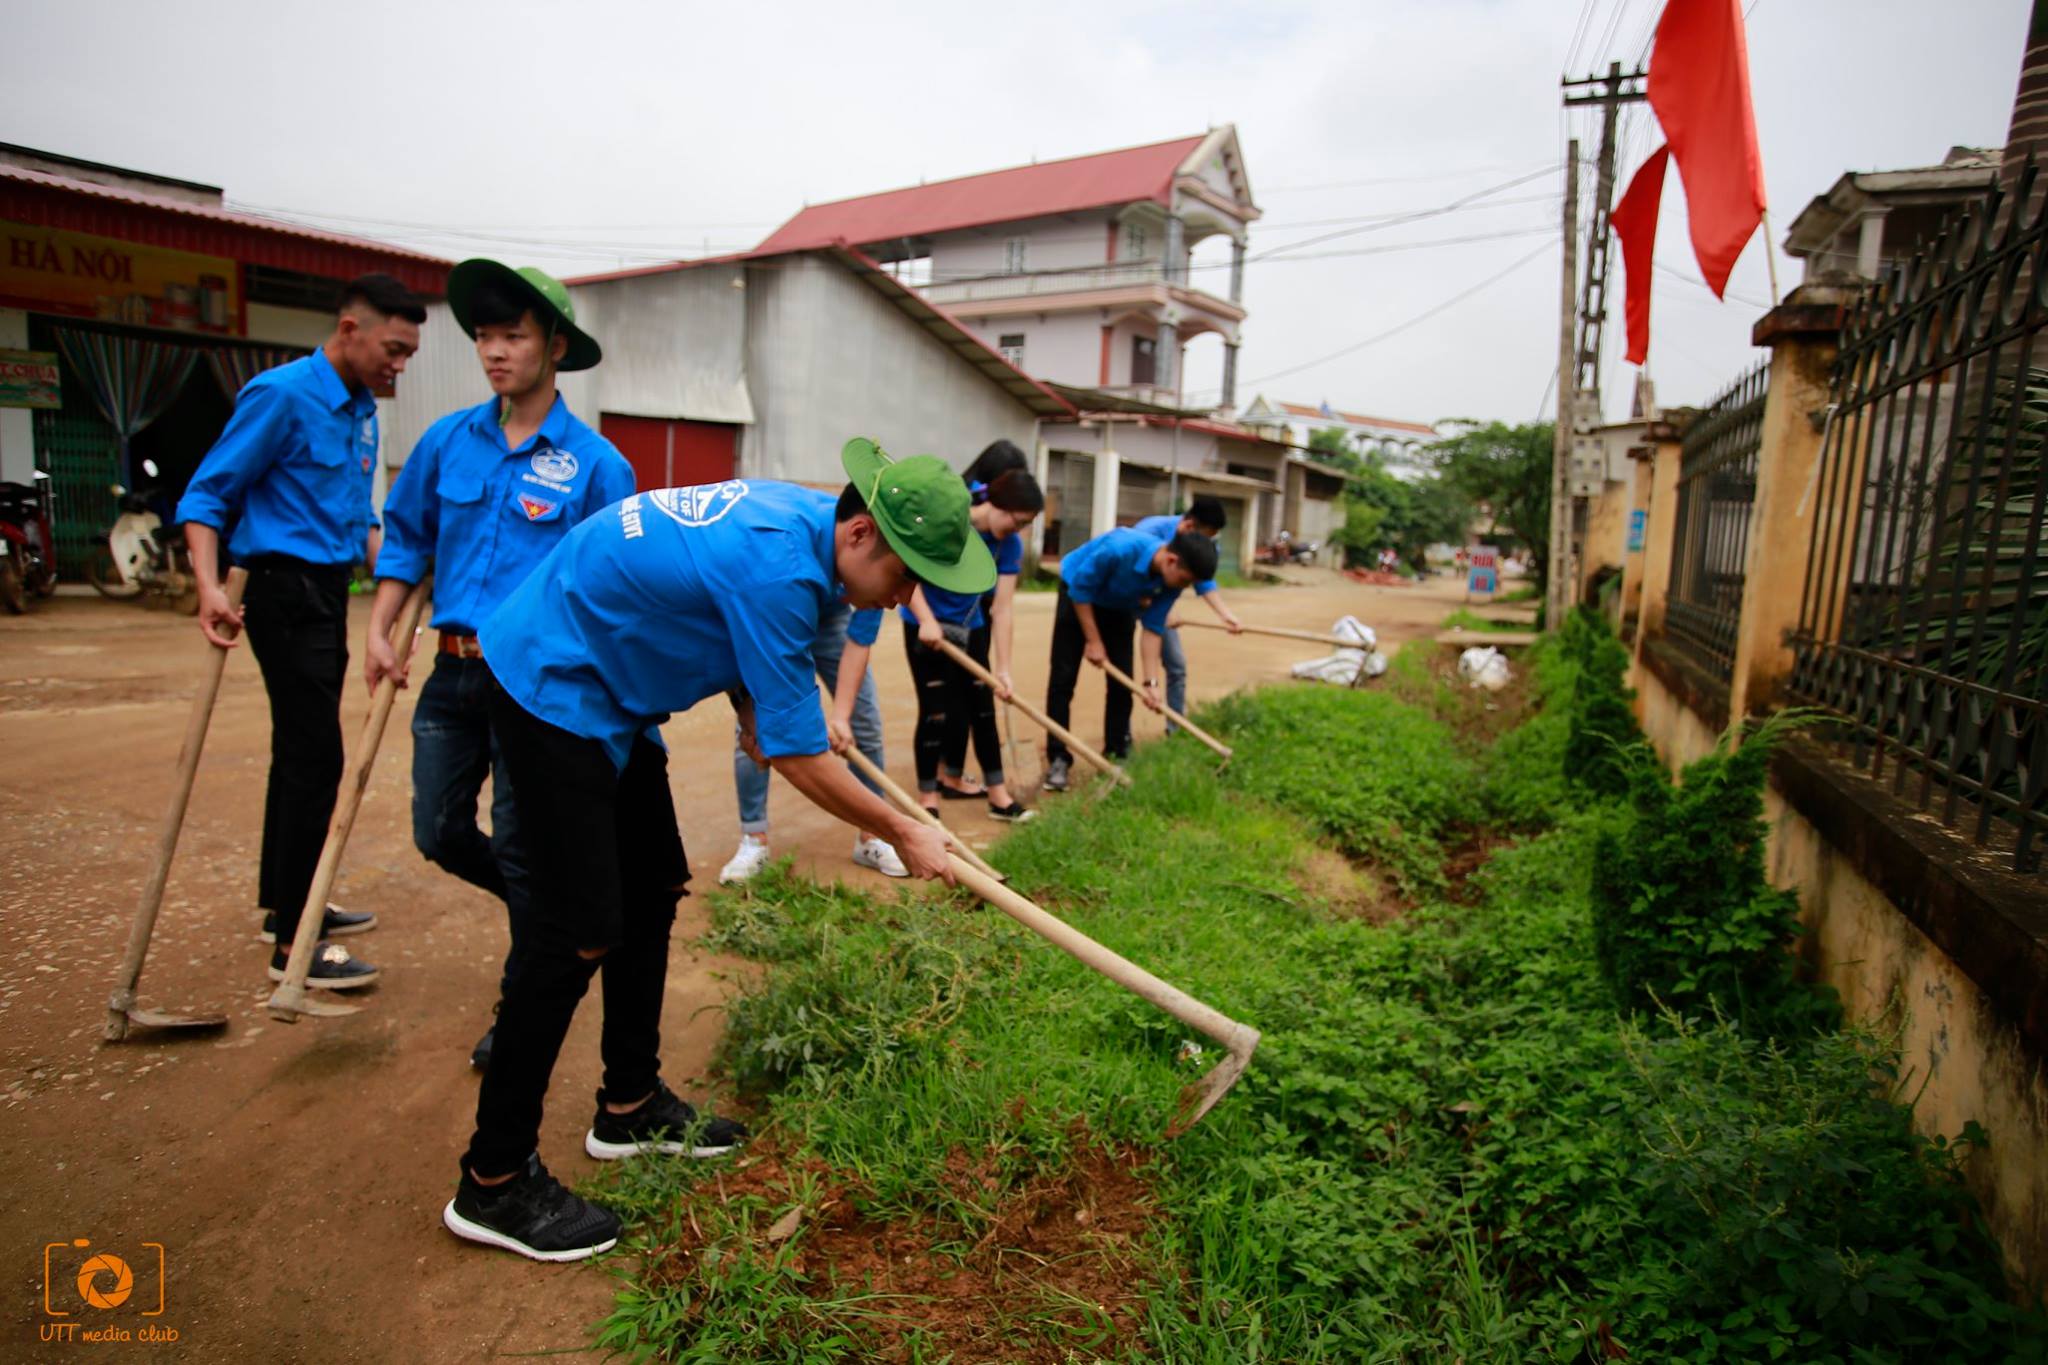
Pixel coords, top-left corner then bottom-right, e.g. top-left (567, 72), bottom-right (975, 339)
top-left (106, 993), bottom-right (229, 1041)
top-left (266, 982), bottom-right (363, 1021)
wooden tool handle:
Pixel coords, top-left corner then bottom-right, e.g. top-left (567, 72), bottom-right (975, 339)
top-left (933, 637), bottom-right (1130, 786)
top-left (1174, 618), bottom-right (1363, 649)
top-left (1095, 657), bottom-right (1233, 761)
top-left (271, 578), bottom-right (431, 1014)
top-left (107, 568), bottom-right (250, 1038)
top-left (842, 746), bottom-right (1006, 884)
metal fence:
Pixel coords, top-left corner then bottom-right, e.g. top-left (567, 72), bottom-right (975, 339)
top-left (1664, 359), bottom-right (1770, 679)
top-left (1787, 165), bottom-right (2048, 873)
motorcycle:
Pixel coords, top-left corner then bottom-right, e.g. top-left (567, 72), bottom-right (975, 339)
top-left (1257, 530), bottom-right (1322, 567)
top-left (0, 469), bottom-right (59, 613)
top-left (92, 458), bottom-right (197, 613)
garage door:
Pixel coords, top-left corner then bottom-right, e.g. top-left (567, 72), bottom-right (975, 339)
top-left (1211, 495), bottom-right (1247, 576)
top-left (600, 414), bottom-right (738, 491)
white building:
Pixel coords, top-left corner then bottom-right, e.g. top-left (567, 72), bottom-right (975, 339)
top-left (1236, 395), bottom-right (1439, 480)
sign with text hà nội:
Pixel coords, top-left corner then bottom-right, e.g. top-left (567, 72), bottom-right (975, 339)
top-left (1, 221), bottom-right (241, 334)
top-left (0, 349), bottom-right (60, 408)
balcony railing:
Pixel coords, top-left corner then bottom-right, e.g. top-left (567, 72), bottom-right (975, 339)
top-left (922, 261), bottom-right (1231, 308)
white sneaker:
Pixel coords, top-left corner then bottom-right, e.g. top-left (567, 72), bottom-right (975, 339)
top-left (718, 834), bottom-right (773, 885)
top-left (851, 836), bottom-right (910, 878)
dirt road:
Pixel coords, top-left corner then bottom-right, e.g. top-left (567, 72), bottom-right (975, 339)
top-left (0, 570), bottom-right (1465, 1361)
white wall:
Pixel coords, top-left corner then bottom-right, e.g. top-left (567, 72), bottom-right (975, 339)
top-left (743, 256), bottom-right (1039, 484)
top-left (0, 308), bottom-right (33, 484)
top-left (952, 310), bottom-right (1104, 389)
top-left (927, 211), bottom-right (1115, 281)
top-left (568, 265), bottom-right (753, 425)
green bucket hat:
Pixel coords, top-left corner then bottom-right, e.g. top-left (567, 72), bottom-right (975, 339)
top-left (446, 258), bottom-right (602, 372)
top-left (841, 437), bottom-right (997, 595)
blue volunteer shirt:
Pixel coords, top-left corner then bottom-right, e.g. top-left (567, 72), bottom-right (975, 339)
top-left (176, 350), bottom-right (380, 565)
top-left (899, 528), bottom-right (1021, 628)
top-left (1133, 514), bottom-right (1218, 597)
top-left (376, 394), bottom-right (636, 632)
top-left (482, 480), bottom-right (857, 770)
top-left (1059, 527), bottom-right (1180, 634)
top-left (847, 606), bottom-right (882, 648)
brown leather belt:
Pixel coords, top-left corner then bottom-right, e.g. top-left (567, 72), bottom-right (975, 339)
top-left (438, 632), bottom-right (484, 660)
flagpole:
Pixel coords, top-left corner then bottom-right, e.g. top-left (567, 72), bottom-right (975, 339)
top-left (1759, 208), bottom-right (1783, 305)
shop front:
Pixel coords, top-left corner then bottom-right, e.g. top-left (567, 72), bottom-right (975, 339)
top-left (0, 149), bottom-right (447, 577)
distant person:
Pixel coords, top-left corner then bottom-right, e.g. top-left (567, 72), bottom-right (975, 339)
top-left (1041, 525), bottom-right (1217, 792)
top-left (177, 274), bottom-right (425, 989)
top-left (1133, 496), bottom-right (1241, 732)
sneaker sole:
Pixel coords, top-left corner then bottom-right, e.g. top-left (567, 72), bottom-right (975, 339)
top-left (264, 964), bottom-right (380, 991)
top-left (584, 1129), bottom-right (741, 1161)
top-left (441, 1200), bottom-right (617, 1262)
top-left (257, 918), bottom-right (377, 944)
top-left (851, 856), bottom-right (910, 879)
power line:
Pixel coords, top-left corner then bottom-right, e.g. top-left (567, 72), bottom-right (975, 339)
top-left (1259, 161), bottom-right (1556, 194)
top-left (1233, 239), bottom-right (1558, 388)
top-left (1249, 166), bottom-right (1560, 262)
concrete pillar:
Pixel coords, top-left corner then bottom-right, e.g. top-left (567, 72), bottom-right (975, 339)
top-left (1228, 238), bottom-right (1246, 303)
top-left (1091, 446), bottom-right (1121, 539)
top-left (1632, 425), bottom-right (1684, 667)
top-left (1164, 215), bottom-right (1186, 286)
top-left (1155, 318), bottom-right (1178, 393)
top-left (0, 309), bottom-right (35, 485)
top-left (1726, 281), bottom-right (1855, 721)
top-left (1220, 340), bottom-right (1239, 411)
top-left (1618, 443), bottom-right (1655, 633)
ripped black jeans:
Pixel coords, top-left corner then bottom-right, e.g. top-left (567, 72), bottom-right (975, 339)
top-left (463, 674), bottom-right (690, 1179)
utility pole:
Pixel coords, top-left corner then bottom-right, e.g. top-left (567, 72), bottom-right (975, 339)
top-left (1549, 63), bottom-right (1647, 629)
top-left (1548, 140), bottom-right (1580, 631)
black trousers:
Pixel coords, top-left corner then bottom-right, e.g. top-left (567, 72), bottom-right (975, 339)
top-left (939, 619), bottom-right (993, 778)
top-left (242, 560), bottom-right (350, 947)
top-left (1045, 586), bottom-right (1136, 767)
top-left (902, 621), bottom-right (1004, 793)
top-left (465, 675), bottom-right (689, 1179)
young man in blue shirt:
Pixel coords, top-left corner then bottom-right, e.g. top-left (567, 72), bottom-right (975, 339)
top-left (1041, 525), bottom-right (1218, 792)
top-left (442, 440), bottom-right (994, 1262)
top-left (178, 275), bottom-right (425, 989)
top-left (1133, 496), bottom-right (1243, 733)
top-left (367, 260), bottom-right (635, 1068)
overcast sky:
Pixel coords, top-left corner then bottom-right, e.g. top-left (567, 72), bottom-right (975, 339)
top-left (3, 0), bottom-right (2026, 429)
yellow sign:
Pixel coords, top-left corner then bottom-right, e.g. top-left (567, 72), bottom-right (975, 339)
top-left (1, 220), bottom-right (241, 335)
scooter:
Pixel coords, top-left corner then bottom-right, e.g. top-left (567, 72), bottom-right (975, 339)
top-left (92, 458), bottom-right (197, 613)
top-left (0, 469), bottom-right (58, 614)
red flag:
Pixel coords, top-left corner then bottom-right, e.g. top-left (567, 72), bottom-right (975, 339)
top-left (1647, 0), bottom-right (1766, 296)
top-left (1611, 145), bottom-right (1670, 365)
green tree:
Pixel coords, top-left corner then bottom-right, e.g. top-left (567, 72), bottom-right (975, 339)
top-left (1432, 419), bottom-right (1555, 589)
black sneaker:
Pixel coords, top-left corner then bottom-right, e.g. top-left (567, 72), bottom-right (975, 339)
top-left (259, 903), bottom-right (377, 944)
top-left (442, 1154), bottom-right (620, 1262)
top-left (1043, 757), bottom-right (1072, 792)
top-left (585, 1081), bottom-right (748, 1161)
top-left (988, 800), bottom-right (1036, 823)
top-left (266, 942), bottom-right (379, 990)
top-left (470, 1025), bottom-right (495, 1072)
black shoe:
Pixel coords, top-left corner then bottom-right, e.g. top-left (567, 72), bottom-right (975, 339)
top-left (988, 800), bottom-right (1036, 823)
top-left (1043, 757), bottom-right (1072, 793)
top-left (442, 1154), bottom-right (620, 1262)
top-left (585, 1081), bottom-right (748, 1161)
top-left (470, 1025), bottom-right (495, 1072)
top-left (259, 903), bottom-right (377, 944)
top-left (938, 782), bottom-right (986, 800)
top-left (266, 942), bottom-right (379, 990)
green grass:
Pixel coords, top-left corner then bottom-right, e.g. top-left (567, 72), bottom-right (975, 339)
top-left (1442, 607), bottom-right (1536, 633)
top-left (585, 674), bottom-right (2043, 1363)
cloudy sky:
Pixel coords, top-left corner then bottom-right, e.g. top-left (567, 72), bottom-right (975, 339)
top-left (4, 0), bottom-right (2025, 428)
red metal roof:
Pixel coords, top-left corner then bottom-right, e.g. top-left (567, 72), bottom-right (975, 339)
top-left (0, 165), bottom-right (450, 296)
top-left (755, 135), bottom-right (1207, 254)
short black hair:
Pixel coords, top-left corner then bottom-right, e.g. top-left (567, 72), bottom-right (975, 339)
top-left (963, 439), bottom-right (1029, 486)
top-left (1185, 495), bottom-right (1227, 532)
top-left (983, 468), bottom-right (1045, 515)
top-left (467, 279), bottom-right (538, 331)
top-left (835, 481), bottom-right (869, 522)
top-left (337, 273), bottom-right (427, 324)
top-left (1167, 529), bottom-right (1219, 581)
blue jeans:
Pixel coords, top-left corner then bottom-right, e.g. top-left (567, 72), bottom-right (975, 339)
top-left (412, 651), bottom-right (532, 998)
top-left (734, 601), bottom-right (885, 834)
top-left (1159, 624), bottom-right (1188, 734)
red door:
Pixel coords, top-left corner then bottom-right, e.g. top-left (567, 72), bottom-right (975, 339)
top-left (599, 414), bottom-right (739, 491)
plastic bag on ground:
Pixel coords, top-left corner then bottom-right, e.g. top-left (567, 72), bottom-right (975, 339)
top-left (1457, 646), bottom-right (1512, 691)
top-left (1291, 615), bottom-right (1387, 685)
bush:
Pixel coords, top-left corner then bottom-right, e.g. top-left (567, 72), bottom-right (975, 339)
top-left (1559, 607), bottom-right (1645, 801)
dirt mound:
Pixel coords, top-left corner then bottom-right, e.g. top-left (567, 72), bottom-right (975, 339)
top-left (643, 1137), bottom-right (1160, 1362)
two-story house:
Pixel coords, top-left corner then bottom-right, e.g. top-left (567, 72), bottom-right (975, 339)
top-left (755, 127), bottom-right (1258, 410)
top-left (1236, 395), bottom-right (1440, 480)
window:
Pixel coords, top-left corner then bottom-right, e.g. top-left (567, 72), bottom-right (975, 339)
top-left (998, 333), bottom-right (1026, 368)
top-left (1130, 335), bottom-right (1157, 386)
top-left (1003, 237), bottom-right (1028, 273)
top-left (1122, 223), bottom-right (1149, 260)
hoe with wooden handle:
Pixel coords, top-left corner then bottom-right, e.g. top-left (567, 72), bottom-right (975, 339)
top-left (931, 637), bottom-right (1130, 787)
top-left (861, 776), bottom-right (1260, 1134)
top-left (268, 579), bottom-right (431, 1023)
top-left (106, 569), bottom-right (250, 1041)
top-left (841, 747), bottom-right (1005, 883)
top-left (1093, 658), bottom-right (1234, 763)
top-left (1173, 617), bottom-right (1366, 650)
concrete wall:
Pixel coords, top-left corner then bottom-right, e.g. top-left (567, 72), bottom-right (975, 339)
top-left (950, 310), bottom-right (1103, 389)
top-left (244, 303), bottom-right (333, 350)
top-left (0, 307), bottom-right (33, 484)
top-left (743, 255), bottom-right (1038, 484)
top-left (927, 211), bottom-right (1114, 281)
top-left (568, 264), bottom-right (753, 426)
